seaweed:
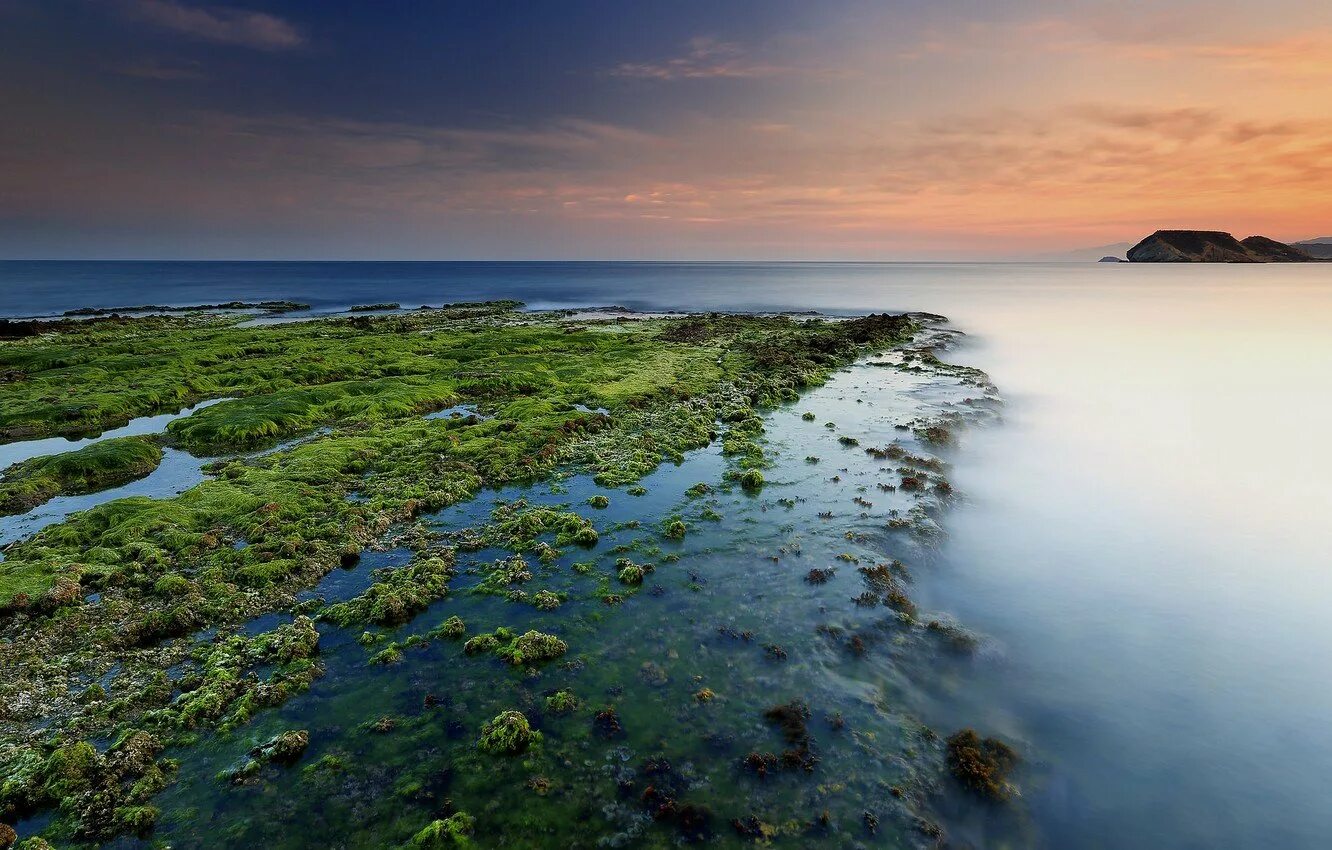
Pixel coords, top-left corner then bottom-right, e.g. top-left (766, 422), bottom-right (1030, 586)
top-left (0, 304), bottom-right (929, 842)
top-left (945, 729), bottom-right (1020, 801)
top-left (478, 711), bottom-right (538, 755)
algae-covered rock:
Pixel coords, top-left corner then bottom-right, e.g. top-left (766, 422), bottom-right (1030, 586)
top-left (617, 563), bottom-right (645, 585)
top-left (320, 555), bottom-right (454, 628)
top-left (498, 630), bottom-right (567, 666)
top-left (433, 615), bottom-right (466, 640)
top-left (531, 590), bottom-right (562, 610)
top-left (463, 634), bottom-right (498, 655)
top-left (738, 469), bottom-right (764, 492)
top-left (0, 435), bottom-right (163, 516)
top-left (250, 730), bottom-right (309, 765)
top-left (478, 711), bottom-right (538, 755)
top-left (411, 812), bottom-right (476, 847)
top-left (545, 689), bottom-right (578, 714)
top-left (945, 729), bottom-right (1019, 800)
top-left (0, 304), bottom-right (930, 842)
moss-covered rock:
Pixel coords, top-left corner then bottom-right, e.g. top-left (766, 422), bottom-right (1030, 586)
top-left (478, 711), bottom-right (538, 755)
top-left (0, 436), bottom-right (163, 516)
top-left (411, 812), bottom-right (476, 847)
top-left (738, 469), bottom-right (764, 492)
top-left (545, 689), bottom-right (578, 714)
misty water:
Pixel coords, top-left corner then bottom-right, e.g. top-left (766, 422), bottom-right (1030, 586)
top-left (5, 261), bottom-right (1332, 847)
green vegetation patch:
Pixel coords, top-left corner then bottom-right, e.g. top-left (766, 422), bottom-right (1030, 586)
top-left (0, 303), bottom-right (920, 843)
top-left (0, 436), bottom-right (163, 515)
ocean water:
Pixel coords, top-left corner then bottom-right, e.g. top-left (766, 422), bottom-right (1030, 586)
top-left (5, 260), bottom-right (1332, 847)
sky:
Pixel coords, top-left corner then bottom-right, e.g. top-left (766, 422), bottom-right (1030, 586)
top-left (1, 0), bottom-right (1329, 260)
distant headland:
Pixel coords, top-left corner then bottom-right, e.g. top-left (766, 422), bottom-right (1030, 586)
top-left (1125, 230), bottom-right (1318, 263)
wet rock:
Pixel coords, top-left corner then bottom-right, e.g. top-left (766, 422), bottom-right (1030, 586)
top-left (250, 729), bottom-right (309, 765)
top-left (731, 815), bottom-right (777, 840)
top-left (742, 751), bottom-right (779, 778)
top-left (593, 707), bottom-right (624, 739)
top-left (638, 661), bottom-right (669, 688)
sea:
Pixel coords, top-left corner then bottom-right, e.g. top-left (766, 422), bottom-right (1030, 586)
top-left (5, 260), bottom-right (1332, 848)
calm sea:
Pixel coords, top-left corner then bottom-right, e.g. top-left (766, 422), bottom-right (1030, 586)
top-left (6, 260), bottom-right (1332, 847)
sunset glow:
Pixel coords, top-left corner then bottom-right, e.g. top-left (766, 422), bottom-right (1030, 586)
top-left (2, 1), bottom-right (1328, 258)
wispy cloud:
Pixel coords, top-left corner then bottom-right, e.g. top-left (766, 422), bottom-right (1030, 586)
top-left (1180, 33), bottom-right (1332, 76)
top-left (1020, 19), bottom-right (1332, 78)
top-left (126, 0), bottom-right (304, 51)
top-left (609, 37), bottom-right (812, 80)
top-left (904, 16), bottom-right (1332, 80)
top-left (113, 58), bottom-right (210, 80)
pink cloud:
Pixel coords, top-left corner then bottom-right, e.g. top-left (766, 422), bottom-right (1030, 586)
top-left (126, 0), bottom-right (304, 51)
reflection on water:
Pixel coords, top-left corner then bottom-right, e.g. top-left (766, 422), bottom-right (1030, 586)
top-left (0, 448), bottom-right (206, 548)
top-left (0, 397), bottom-right (231, 469)
top-left (149, 343), bottom-right (1001, 848)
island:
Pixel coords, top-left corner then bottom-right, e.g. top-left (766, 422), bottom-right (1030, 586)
top-left (1294, 238), bottom-right (1332, 259)
top-left (1126, 230), bottom-right (1315, 263)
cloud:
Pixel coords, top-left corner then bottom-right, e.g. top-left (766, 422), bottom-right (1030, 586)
top-left (1020, 18), bottom-right (1332, 78)
top-left (113, 58), bottom-right (209, 80)
top-left (3, 95), bottom-right (1328, 257)
top-left (126, 0), bottom-right (304, 51)
top-left (905, 15), bottom-right (1332, 80)
top-left (1183, 33), bottom-right (1332, 76)
top-left (609, 36), bottom-right (808, 80)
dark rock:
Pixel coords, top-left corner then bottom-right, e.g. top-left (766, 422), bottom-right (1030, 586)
top-left (1127, 230), bottom-right (1312, 262)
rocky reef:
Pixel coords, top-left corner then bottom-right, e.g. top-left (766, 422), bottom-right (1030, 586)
top-left (0, 301), bottom-right (1014, 847)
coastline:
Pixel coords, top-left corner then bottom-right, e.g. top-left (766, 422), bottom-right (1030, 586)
top-left (1, 304), bottom-right (1010, 847)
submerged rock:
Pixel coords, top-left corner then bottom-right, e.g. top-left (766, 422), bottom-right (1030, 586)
top-left (945, 728), bottom-right (1020, 801)
top-left (250, 730), bottom-right (309, 765)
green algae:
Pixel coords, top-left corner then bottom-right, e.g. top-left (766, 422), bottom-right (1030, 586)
top-left (544, 689), bottom-right (578, 714)
top-left (738, 468), bottom-right (765, 491)
top-left (0, 304), bottom-right (936, 845)
top-left (319, 554), bottom-right (455, 627)
top-left (410, 812), bottom-right (475, 847)
top-left (0, 436), bottom-right (163, 515)
top-left (431, 615), bottom-right (466, 640)
top-left (478, 710), bottom-right (538, 755)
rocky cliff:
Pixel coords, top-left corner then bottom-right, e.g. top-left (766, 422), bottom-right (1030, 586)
top-left (1127, 230), bottom-right (1314, 263)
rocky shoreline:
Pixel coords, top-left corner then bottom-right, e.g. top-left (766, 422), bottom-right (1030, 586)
top-left (0, 303), bottom-right (1015, 848)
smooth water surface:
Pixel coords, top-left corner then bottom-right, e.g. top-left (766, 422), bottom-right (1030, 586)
top-left (0, 398), bottom-right (231, 470)
top-left (6, 260), bottom-right (1332, 847)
